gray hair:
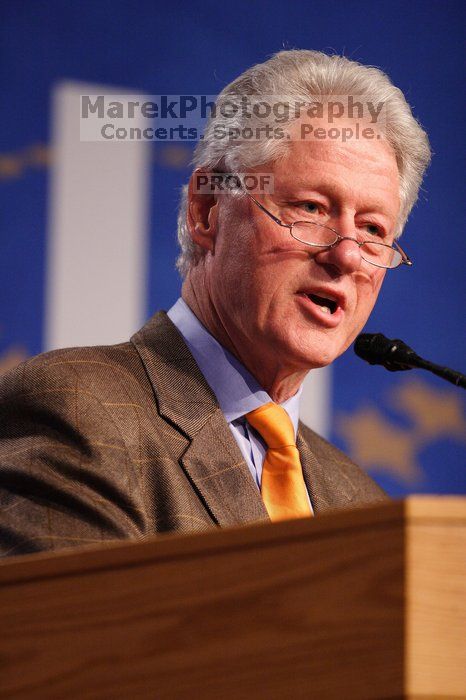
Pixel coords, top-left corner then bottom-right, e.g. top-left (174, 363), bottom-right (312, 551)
top-left (176, 49), bottom-right (431, 277)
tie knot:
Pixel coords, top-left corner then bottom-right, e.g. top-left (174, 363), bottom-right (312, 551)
top-left (245, 402), bottom-right (295, 449)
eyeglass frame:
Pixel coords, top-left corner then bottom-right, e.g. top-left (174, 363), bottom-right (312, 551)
top-left (245, 191), bottom-right (412, 270)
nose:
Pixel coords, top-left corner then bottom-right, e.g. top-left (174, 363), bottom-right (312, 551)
top-left (314, 236), bottom-right (363, 274)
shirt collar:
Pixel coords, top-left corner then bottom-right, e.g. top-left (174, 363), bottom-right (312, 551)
top-left (167, 298), bottom-right (302, 436)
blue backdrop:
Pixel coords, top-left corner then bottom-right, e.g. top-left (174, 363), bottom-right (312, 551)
top-left (1, 0), bottom-right (465, 496)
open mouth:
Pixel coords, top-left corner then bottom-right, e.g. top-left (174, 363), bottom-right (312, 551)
top-left (306, 293), bottom-right (338, 315)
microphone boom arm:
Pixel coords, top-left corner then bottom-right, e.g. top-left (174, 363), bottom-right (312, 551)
top-left (354, 333), bottom-right (466, 389)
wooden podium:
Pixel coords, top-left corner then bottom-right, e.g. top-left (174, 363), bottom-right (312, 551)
top-left (1, 497), bottom-right (465, 699)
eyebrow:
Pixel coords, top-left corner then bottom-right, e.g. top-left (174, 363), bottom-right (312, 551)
top-left (277, 181), bottom-right (396, 218)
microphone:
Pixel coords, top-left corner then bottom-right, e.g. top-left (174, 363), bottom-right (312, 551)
top-left (354, 333), bottom-right (466, 389)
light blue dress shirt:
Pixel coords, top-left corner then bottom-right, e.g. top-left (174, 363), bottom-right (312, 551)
top-left (168, 298), bottom-right (311, 508)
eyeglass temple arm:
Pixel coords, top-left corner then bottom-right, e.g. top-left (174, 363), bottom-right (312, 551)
top-left (394, 240), bottom-right (413, 266)
top-left (245, 192), bottom-right (288, 228)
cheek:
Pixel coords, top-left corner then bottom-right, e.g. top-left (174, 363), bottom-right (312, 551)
top-left (357, 270), bottom-right (386, 316)
top-left (210, 252), bottom-right (257, 323)
top-left (372, 269), bottom-right (386, 298)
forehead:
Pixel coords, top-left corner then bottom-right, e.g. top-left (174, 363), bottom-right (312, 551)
top-left (270, 118), bottom-right (400, 213)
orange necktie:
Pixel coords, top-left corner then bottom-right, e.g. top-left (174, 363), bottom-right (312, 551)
top-left (245, 402), bottom-right (312, 522)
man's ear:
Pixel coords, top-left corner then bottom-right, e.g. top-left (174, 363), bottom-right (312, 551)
top-left (187, 169), bottom-right (218, 254)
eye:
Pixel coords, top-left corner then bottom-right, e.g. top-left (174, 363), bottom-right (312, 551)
top-left (284, 200), bottom-right (322, 224)
top-left (364, 222), bottom-right (385, 238)
top-left (301, 202), bottom-right (319, 214)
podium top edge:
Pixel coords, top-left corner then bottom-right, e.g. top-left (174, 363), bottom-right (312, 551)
top-left (0, 496), bottom-right (464, 584)
top-left (405, 494), bottom-right (466, 520)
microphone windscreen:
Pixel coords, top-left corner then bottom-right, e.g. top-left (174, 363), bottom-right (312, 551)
top-left (354, 333), bottom-right (391, 364)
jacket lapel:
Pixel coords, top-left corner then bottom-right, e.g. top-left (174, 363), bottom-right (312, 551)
top-left (298, 425), bottom-right (357, 514)
top-left (181, 410), bottom-right (269, 527)
top-left (131, 312), bottom-right (268, 527)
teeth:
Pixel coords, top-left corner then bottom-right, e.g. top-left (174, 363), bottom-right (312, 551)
top-left (304, 292), bottom-right (338, 314)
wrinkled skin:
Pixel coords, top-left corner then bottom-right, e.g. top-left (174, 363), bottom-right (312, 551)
top-left (183, 119), bottom-right (400, 402)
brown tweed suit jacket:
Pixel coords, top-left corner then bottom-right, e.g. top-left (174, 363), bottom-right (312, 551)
top-left (0, 312), bottom-right (386, 557)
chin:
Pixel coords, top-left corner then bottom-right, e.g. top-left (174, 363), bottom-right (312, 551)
top-left (303, 352), bottom-right (336, 370)
top-left (275, 334), bottom-right (340, 372)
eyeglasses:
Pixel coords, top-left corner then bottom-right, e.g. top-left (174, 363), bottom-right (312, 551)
top-left (246, 192), bottom-right (412, 270)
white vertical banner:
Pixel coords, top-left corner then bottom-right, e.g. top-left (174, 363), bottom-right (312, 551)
top-left (45, 81), bottom-right (331, 437)
top-left (300, 366), bottom-right (331, 438)
top-left (45, 82), bottom-right (150, 350)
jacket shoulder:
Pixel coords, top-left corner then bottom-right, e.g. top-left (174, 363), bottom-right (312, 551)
top-left (0, 341), bottom-right (160, 557)
top-left (0, 341), bottom-right (151, 400)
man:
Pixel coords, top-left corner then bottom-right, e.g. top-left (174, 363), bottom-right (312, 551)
top-left (0, 50), bottom-right (430, 557)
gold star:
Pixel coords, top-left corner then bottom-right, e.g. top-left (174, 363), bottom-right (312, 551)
top-left (0, 155), bottom-right (23, 179)
top-left (27, 143), bottom-right (51, 168)
top-left (0, 143), bottom-right (50, 180)
top-left (337, 406), bottom-right (422, 483)
top-left (390, 378), bottom-right (466, 441)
